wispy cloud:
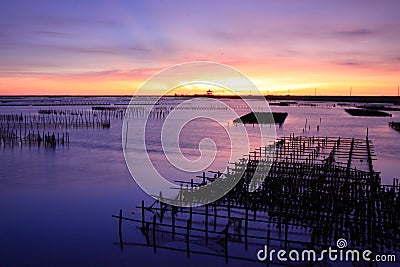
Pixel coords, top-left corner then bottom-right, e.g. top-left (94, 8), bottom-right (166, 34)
top-left (335, 29), bottom-right (376, 37)
top-left (337, 61), bottom-right (363, 66)
top-left (0, 67), bottom-right (164, 80)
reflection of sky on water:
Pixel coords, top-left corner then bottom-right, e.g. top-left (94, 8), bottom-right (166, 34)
top-left (0, 97), bottom-right (399, 266)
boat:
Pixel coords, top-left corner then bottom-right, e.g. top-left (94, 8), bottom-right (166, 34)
top-left (233, 112), bottom-right (288, 125)
top-left (345, 108), bottom-right (392, 117)
top-left (355, 105), bottom-right (400, 111)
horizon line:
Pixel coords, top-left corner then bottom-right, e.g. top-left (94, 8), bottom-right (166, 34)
top-left (1, 94), bottom-right (400, 98)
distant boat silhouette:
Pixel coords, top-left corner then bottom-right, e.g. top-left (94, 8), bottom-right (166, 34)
top-left (233, 112), bottom-right (288, 124)
top-left (345, 108), bottom-right (392, 117)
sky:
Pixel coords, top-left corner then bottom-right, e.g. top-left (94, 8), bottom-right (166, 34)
top-left (0, 0), bottom-right (399, 96)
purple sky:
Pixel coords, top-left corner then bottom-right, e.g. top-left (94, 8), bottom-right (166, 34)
top-left (0, 0), bottom-right (399, 95)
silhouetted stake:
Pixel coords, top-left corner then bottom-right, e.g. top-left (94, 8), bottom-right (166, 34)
top-left (214, 202), bottom-right (217, 231)
top-left (227, 197), bottom-right (231, 218)
top-left (266, 230), bottom-right (271, 267)
top-left (224, 229), bottom-right (228, 264)
top-left (119, 209), bottom-right (123, 251)
top-left (179, 184), bottom-right (183, 206)
top-left (141, 200), bottom-right (145, 228)
top-left (366, 133), bottom-right (374, 175)
top-left (284, 220), bottom-right (288, 251)
top-left (205, 204), bottom-right (209, 245)
top-left (278, 208), bottom-right (282, 237)
top-left (152, 215), bottom-right (157, 253)
top-left (189, 179), bottom-right (194, 220)
top-left (245, 201), bottom-right (249, 250)
top-left (159, 192), bottom-right (164, 222)
top-left (346, 138), bottom-right (355, 177)
top-left (172, 209), bottom-right (175, 240)
top-left (186, 220), bottom-right (190, 259)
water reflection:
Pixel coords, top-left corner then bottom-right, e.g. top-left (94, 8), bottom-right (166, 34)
top-left (115, 135), bottom-right (399, 266)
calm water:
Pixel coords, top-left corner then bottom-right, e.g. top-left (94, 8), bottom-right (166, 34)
top-left (0, 97), bottom-right (399, 266)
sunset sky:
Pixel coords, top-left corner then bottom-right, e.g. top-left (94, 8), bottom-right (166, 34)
top-left (0, 0), bottom-right (399, 95)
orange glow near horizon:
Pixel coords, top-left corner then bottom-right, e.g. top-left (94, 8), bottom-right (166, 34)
top-left (1, 60), bottom-right (398, 96)
top-left (0, 76), bottom-right (140, 95)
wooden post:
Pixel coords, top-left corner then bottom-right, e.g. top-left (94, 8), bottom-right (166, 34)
top-left (172, 208), bottom-right (175, 240)
top-left (118, 209), bottom-right (123, 251)
top-left (152, 215), bottom-right (157, 253)
top-left (266, 230), bottom-right (271, 266)
top-left (284, 220), bottom-right (288, 251)
top-left (190, 178), bottom-right (194, 212)
top-left (214, 202), bottom-right (217, 231)
top-left (141, 200), bottom-right (145, 228)
top-left (205, 204), bottom-right (209, 245)
top-left (245, 200), bottom-right (249, 250)
top-left (186, 219), bottom-right (190, 258)
top-left (179, 184), bottom-right (183, 206)
top-left (224, 228), bottom-right (229, 264)
top-left (227, 197), bottom-right (231, 218)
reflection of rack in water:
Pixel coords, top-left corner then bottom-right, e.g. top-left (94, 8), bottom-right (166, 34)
top-left (113, 202), bottom-right (317, 266)
top-left (113, 135), bottom-right (400, 265)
